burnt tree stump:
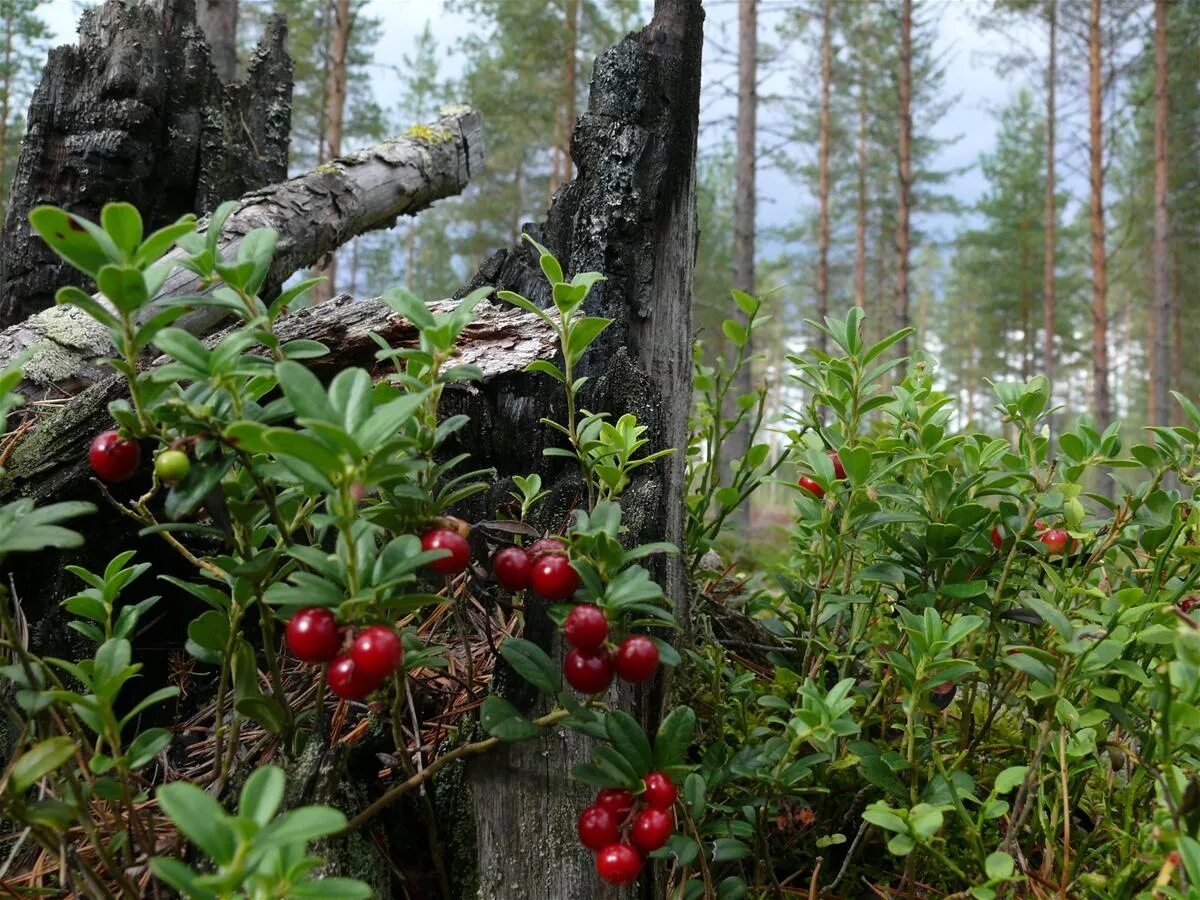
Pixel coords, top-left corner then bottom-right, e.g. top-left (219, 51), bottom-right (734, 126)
top-left (0, 0), bottom-right (292, 328)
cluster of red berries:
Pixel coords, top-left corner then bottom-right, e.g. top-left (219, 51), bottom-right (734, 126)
top-left (561, 604), bottom-right (659, 694)
top-left (286, 607), bottom-right (403, 700)
top-left (797, 449), bottom-right (844, 499)
top-left (577, 773), bottom-right (678, 885)
top-left (491, 537), bottom-right (581, 600)
top-left (991, 520), bottom-right (1074, 556)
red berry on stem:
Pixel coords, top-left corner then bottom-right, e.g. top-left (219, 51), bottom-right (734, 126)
top-left (577, 805), bottom-right (619, 851)
top-left (564, 604), bottom-right (608, 652)
top-left (531, 554), bottom-right (580, 600)
top-left (828, 450), bottom-right (846, 480)
top-left (1181, 596), bottom-right (1199, 614)
top-left (613, 635), bottom-right (659, 683)
top-left (421, 528), bottom-right (471, 575)
top-left (797, 475), bottom-right (824, 499)
top-left (492, 546), bottom-right (532, 591)
top-left (563, 649), bottom-right (613, 694)
top-left (1040, 528), bottom-right (1069, 556)
top-left (88, 430), bottom-right (141, 482)
top-left (326, 655), bottom-right (380, 700)
top-left (642, 772), bottom-right (677, 809)
top-left (630, 808), bottom-right (674, 853)
top-left (596, 844), bottom-right (642, 886)
top-left (528, 537), bottom-right (567, 558)
top-left (991, 525), bottom-right (1004, 550)
top-left (595, 788), bottom-right (634, 821)
top-left (1034, 519), bottom-right (1048, 532)
top-left (286, 607), bottom-right (340, 663)
top-left (351, 625), bottom-right (403, 681)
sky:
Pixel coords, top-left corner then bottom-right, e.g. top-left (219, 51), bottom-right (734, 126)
top-left (39, 0), bottom-right (1057, 248)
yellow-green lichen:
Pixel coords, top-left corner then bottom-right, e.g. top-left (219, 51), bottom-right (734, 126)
top-left (406, 123), bottom-right (453, 144)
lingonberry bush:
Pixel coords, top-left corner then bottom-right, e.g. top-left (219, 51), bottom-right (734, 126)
top-left (0, 209), bottom-right (691, 895)
top-left (673, 308), bottom-right (1200, 897)
top-left (3, 199), bottom-right (1199, 898)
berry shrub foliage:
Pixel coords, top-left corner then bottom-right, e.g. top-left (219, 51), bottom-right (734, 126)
top-left (1, 204), bottom-right (1199, 899)
top-left (0, 206), bottom-right (693, 897)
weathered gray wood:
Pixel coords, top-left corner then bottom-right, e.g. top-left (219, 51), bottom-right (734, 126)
top-left (0, 0), bottom-right (291, 328)
top-left (1, 292), bottom-right (552, 506)
top-left (0, 107), bottom-right (484, 403)
top-left (459, 1), bottom-right (704, 897)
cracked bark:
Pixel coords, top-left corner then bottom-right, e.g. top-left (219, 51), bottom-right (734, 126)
top-left (0, 0), bottom-right (292, 328)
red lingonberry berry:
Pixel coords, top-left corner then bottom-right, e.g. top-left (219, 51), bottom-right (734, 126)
top-left (351, 625), bottom-right (403, 681)
top-left (563, 649), bottom-right (613, 694)
top-left (563, 604), bottom-right (608, 652)
top-left (1034, 519), bottom-right (1048, 532)
top-left (577, 804), bottom-right (619, 851)
top-left (798, 475), bottom-right (824, 499)
top-left (531, 554), bottom-right (580, 600)
top-left (421, 528), bottom-right (471, 575)
top-left (991, 525), bottom-right (1004, 550)
top-left (492, 546), bottom-right (532, 591)
top-left (1180, 596), bottom-right (1199, 614)
top-left (326, 655), bottom-right (380, 700)
top-left (88, 430), bottom-right (141, 482)
top-left (1039, 528), bottom-right (1069, 556)
top-left (613, 635), bottom-right (659, 683)
top-left (630, 807), bottom-right (674, 853)
top-left (527, 537), bottom-right (567, 558)
top-left (595, 843), bottom-right (642, 886)
top-left (285, 607), bottom-right (340, 663)
top-left (595, 788), bottom-right (634, 822)
top-left (828, 450), bottom-right (846, 480)
top-left (642, 772), bottom-right (677, 809)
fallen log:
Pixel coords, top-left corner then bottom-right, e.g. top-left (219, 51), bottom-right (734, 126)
top-left (0, 106), bottom-right (484, 403)
top-left (1, 292), bottom-right (553, 505)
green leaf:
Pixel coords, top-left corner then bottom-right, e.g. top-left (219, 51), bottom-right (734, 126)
top-left (985, 851), bottom-right (1014, 880)
top-left (29, 206), bottom-right (115, 275)
top-left (258, 806), bottom-right (347, 849)
top-left (498, 638), bottom-right (560, 694)
top-left (101, 203), bottom-right (143, 258)
top-left (286, 880), bottom-right (374, 899)
top-left (653, 705), bottom-right (695, 770)
top-left (8, 737), bottom-right (77, 793)
top-left (480, 695), bottom-right (540, 742)
top-left (156, 781), bottom-right (237, 865)
top-left (605, 710), bottom-right (653, 776)
top-left (236, 697), bottom-right (289, 734)
top-left (149, 858), bottom-right (219, 900)
top-left (134, 215), bottom-right (197, 268)
top-left (712, 838), bottom-right (751, 862)
top-left (276, 360), bottom-right (337, 424)
top-left (240, 765), bottom-right (285, 827)
top-left (566, 316), bottom-right (612, 363)
top-left (684, 772), bottom-right (706, 819)
top-left (96, 265), bottom-right (148, 313)
top-left (54, 285), bottom-right (119, 328)
top-left (993, 766), bottom-right (1028, 794)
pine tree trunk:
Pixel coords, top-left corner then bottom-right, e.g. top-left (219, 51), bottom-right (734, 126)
top-left (563, 0), bottom-right (580, 183)
top-left (1151, 0), bottom-right (1170, 426)
top-left (728, 0), bottom-right (756, 531)
top-left (0, 7), bottom-right (13, 223)
top-left (1088, 0), bottom-right (1110, 432)
top-left (195, 0), bottom-right (238, 82)
top-left (0, 0), bottom-right (292, 328)
top-left (854, 38), bottom-right (868, 312)
top-left (1043, 0), bottom-right (1057, 391)
top-left (894, 0), bottom-right (913, 359)
top-left (311, 0), bottom-right (351, 305)
top-left (815, 0), bottom-right (831, 354)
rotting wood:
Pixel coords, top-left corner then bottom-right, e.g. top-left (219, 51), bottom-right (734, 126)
top-left (0, 106), bottom-right (484, 403)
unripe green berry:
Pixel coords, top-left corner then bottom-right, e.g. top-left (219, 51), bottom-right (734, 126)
top-left (154, 449), bottom-right (191, 484)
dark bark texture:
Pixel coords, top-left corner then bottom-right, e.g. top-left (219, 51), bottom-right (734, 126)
top-left (0, 0), bottom-right (291, 328)
top-left (453, 2), bottom-right (703, 896)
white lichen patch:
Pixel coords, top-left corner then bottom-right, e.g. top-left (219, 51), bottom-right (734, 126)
top-left (35, 306), bottom-right (113, 356)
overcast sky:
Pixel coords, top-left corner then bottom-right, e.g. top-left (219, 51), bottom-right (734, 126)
top-left (41, 0), bottom-right (1061, 247)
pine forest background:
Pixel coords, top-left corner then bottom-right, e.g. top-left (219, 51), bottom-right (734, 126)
top-left (2, 0), bottom-right (1197, 532)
